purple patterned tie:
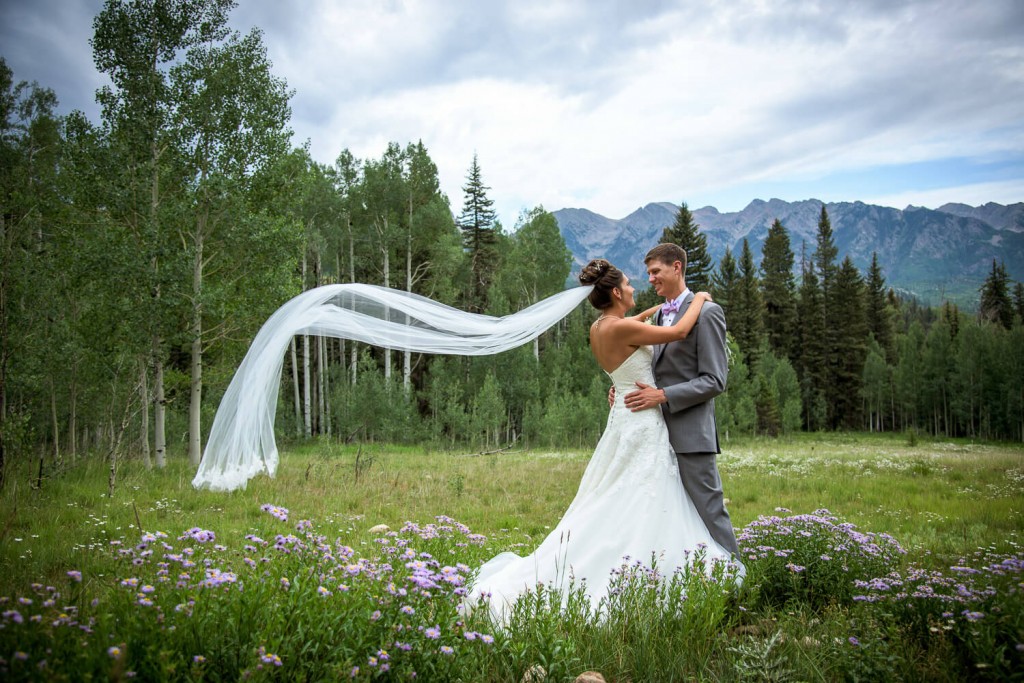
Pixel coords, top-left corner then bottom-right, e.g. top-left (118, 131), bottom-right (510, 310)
top-left (662, 299), bottom-right (681, 315)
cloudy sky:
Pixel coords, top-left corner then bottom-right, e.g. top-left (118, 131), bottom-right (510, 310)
top-left (2, 0), bottom-right (1022, 226)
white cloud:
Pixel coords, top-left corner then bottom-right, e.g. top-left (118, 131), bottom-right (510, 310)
top-left (2, 0), bottom-right (1021, 223)
top-left (863, 179), bottom-right (1024, 212)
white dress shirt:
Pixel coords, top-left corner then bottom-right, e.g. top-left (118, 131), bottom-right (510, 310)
top-left (661, 288), bottom-right (691, 326)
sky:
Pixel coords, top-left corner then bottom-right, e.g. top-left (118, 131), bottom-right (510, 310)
top-left (2, 0), bottom-right (1023, 227)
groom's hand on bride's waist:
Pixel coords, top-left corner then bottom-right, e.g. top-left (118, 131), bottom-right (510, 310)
top-left (624, 382), bottom-right (667, 412)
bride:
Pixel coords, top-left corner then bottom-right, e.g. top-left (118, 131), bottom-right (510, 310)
top-left (467, 259), bottom-right (735, 621)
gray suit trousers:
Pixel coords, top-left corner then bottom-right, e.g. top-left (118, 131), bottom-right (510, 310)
top-left (675, 452), bottom-right (741, 558)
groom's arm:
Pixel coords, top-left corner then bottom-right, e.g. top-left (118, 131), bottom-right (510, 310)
top-left (662, 303), bottom-right (728, 413)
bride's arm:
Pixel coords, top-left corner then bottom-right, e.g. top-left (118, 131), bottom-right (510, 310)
top-left (670, 292), bottom-right (712, 338)
top-left (630, 304), bottom-right (662, 322)
top-left (614, 294), bottom-right (711, 346)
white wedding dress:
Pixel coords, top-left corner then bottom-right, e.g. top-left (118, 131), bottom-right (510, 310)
top-left (467, 345), bottom-right (731, 622)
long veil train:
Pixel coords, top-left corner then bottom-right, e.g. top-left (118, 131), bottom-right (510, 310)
top-left (192, 284), bottom-right (593, 491)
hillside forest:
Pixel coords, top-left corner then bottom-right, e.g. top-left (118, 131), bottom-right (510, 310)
top-left (2, 0), bottom-right (1023, 490)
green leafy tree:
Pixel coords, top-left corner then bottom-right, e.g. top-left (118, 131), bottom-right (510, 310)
top-left (760, 219), bottom-right (797, 363)
top-left (169, 24), bottom-right (293, 466)
top-left (470, 372), bottom-right (506, 447)
top-left (715, 335), bottom-right (755, 438)
top-left (893, 322), bottom-right (925, 431)
top-left (861, 339), bottom-right (891, 432)
top-left (457, 154), bottom-right (498, 312)
top-left (92, 0), bottom-right (236, 466)
top-left (979, 259), bottom-right (1013, 330)
top-left (492, 206), bottom-right (572, 357)
top-left (921, 318), bottom-right (955, 436)
top-left (0, 60), bottom-right (64, 486)
top-left (660, 201), bottom-right (712, 292)
top-left (757, 349), bottom-right (802, 435)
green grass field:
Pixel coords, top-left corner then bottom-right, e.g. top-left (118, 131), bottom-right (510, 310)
top-left (0, 432), bottom-right (1021, 681)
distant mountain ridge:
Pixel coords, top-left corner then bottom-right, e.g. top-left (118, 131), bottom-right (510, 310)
top-left (553, 199), bottom-right (1024, 306)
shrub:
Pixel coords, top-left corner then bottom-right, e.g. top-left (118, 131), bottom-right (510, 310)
top-left (738, 508), bottom-right (906, 609)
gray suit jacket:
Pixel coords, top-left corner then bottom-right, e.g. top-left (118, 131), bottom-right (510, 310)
top-left (653, 292), bottom-right (728, 454)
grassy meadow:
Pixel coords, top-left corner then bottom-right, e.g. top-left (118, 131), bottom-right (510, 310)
top-left (0, 432), bottom-right (1021, 681)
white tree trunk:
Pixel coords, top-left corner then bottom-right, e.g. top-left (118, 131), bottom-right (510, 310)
top-left (140, 357), bottom-right (151, 468)
top-left (49, 377), bottom-right (59, 462)
top-left (404, 230), bottom-right (412, 392)
top-left (383, 243), bottom-right (391, 381)
top-left (348, 218), bottom-right (358, 385)
top-left (303, 333), bottom-right (312, 438)
top-left (188, 221), bottom-right (204, 468)
top-left (67, 372), bottom-right (77, 459)
top-left (153, 341), bottom-right (166, 468)
top-left (321, 335), bottom-right (331, 436)
top-left (290, 337), bottom-right (302, 436)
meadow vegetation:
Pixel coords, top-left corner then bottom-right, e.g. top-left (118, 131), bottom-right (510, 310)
top-left (0, 433), bottom-right (1021, 681)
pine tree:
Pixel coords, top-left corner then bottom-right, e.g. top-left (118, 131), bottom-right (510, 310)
top-left (831, 256), bottom-right (869, 429)
top-left (815, 205), bottom-right (839, 299)
top-left (797, 249), bottom-right (827, 430)
top-left (979, 259), bottom-right (1013, 329)
top-left (942, 301), bottom-right (961, 339)
top-left (760, 218), bottom-right (797, 363)
top-left (711, 247), bottom-right (739, 313)
top-left (865, 252), bottom-right (895, 357)
top-left (732, 239), bottom-right (765, 365)
top-left (1014, 282), bottom-right (1024, 324)
top-left (660, 201), bottom-right (712, 292)
top-left (814, 205), bottom-right (843, 425)
top-left (456, 154), bottom-right (498, 312)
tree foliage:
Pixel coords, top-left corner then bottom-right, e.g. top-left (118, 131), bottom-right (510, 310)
top-left (660, 201), bottom-right (713, 292)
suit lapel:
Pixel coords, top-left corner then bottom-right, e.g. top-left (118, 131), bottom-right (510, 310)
top-left (652, 291), bottom-right (697, 367)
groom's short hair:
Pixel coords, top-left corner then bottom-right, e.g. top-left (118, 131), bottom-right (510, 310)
top-left (645, 243), bottom-right (687, 275)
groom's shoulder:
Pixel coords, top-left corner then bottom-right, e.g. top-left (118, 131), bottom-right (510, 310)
top-left (701, 300), bottom-right (725, 318)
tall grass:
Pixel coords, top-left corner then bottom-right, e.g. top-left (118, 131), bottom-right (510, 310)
top-left (0, 433), bottom-right (1021, 680)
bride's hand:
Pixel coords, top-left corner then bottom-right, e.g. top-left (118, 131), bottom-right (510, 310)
top-left (696, 291), bottom-right (712, 302)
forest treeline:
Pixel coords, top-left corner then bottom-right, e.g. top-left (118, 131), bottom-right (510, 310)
top-left (2, 1), bottom-right (1022, 489)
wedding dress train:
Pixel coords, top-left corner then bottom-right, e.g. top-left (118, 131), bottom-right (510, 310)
top-left (467, 345), bottom-right (732, 621)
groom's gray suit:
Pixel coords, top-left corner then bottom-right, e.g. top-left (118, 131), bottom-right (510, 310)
top-left (654, 291), bottom-right (741, 558)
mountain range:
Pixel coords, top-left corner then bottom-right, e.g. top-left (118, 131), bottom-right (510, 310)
top-left (553, 199), bottom-right (1024, 306)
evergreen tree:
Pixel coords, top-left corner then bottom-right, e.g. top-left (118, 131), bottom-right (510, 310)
top-left (731, 239), bottom-right (765, 365)
top-left (759, 218), bottom-right (797, 363)
top-left (456, 153), bottom-right (498, 312)
top-left (660, 201), bottom-right (712, 292)
top-left (979, 259), bottom-right (1013, 329)
top-left (815, 205), bottom-right (839, 298)
top-left (814, 205), bottom-right (842, 425)
top-left (865, 252), bottom-right (895, 358)
top-left (1014, 282), bottom-right (1024, 324)
top-left (831, 256), bottom-right (869, 429)
top-left (711, 247), bottom-right (739, 312)
top-left (797, 250), bottom-right (827, 430)
top-left (942, 301), bottom-right (961, 339)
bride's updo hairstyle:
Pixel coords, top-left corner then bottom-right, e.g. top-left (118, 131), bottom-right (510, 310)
top-left (578, 258), bottom-right (624, 310)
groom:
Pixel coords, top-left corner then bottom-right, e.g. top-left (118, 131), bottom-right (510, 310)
top-left (623, 243), bottom-right (741, 560)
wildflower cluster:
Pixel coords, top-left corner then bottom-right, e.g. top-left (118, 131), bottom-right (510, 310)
top-left (738, 508), bottom-right (906, 608)
top-left (0, 507), bottom-right (496, 681)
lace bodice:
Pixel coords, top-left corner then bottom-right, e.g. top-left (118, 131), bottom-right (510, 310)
top-left (608, 346), bottom-right (656, 407)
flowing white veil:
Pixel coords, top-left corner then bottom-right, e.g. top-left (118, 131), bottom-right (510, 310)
top-left (192, 283), bottom-right (594, 491)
